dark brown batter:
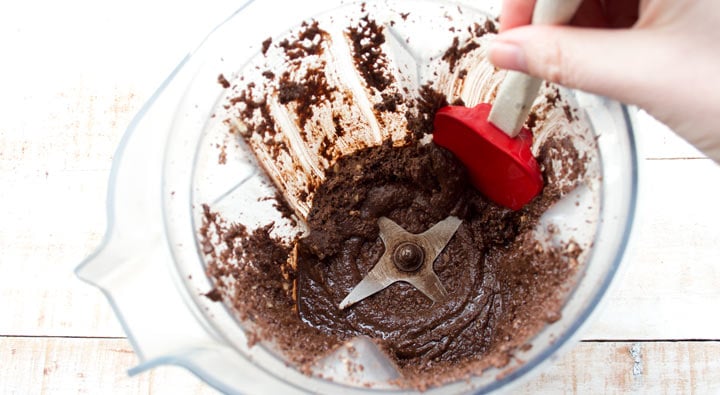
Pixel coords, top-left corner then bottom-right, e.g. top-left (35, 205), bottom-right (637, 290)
top-left (295, 140), bottom-right (577, 382)
top-left (203, 10), bottom-right (590, 390)
top-left (202, 140), bottom-right (583, 389)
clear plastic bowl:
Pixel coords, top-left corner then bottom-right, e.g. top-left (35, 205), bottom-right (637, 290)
top-left (77, 0), bottom-right (637, 393)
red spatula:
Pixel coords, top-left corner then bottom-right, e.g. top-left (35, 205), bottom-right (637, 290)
top-left (434, 0), bottom-right (582, 210)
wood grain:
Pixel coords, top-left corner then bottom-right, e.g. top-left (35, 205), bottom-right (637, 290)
top-left (0, 337), bottom-right (214, 394)
top-left (2, 0), bottom-right (720, 393)
top-left (3, 337), bottom-right (719, 394)
top-left (516, 341), bottom-right (720, 394)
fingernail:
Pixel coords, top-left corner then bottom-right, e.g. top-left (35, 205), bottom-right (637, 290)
top-left (489, 41), bottom-right (528, 72)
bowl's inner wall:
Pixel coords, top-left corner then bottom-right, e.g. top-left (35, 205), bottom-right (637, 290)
top-left (158, 1), bottom-right (622, 392)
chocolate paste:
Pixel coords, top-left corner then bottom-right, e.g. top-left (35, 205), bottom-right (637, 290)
top-left (204, 10), bottom-right (590, 390)
top-left (296, 141), bottom-right (578, 384)
top-left (202, 140), bottom-right (583, 388)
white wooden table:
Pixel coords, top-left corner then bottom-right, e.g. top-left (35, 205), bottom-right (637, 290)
top-left (2, 1), bottom-right (719, 393)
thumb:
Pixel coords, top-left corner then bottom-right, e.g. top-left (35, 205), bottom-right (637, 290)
top-left (488, 25), bottom-right (665, 107)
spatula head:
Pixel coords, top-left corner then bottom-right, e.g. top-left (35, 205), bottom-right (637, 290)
top-left (433, 103), bottom-right (543, 210)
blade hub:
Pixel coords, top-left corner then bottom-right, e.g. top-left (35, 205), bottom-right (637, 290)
top-left (338, 216), bottom-right (462, 310)
top-left (393, 242), bottom-right (424, 272)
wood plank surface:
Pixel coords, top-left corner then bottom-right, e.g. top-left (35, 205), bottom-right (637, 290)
top-left (517, 341), bottom-right (720, 394)
top-left (0, 337), bottom-right (214, 394)
top-left (2, 0), bottom-right (720, 393)
top-left (3, 337), bottom-right (720, 394)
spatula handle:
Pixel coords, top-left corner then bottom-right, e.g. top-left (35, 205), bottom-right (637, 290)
top-left (532, 0), bottom-right (584, 25)
top-left (488, 0), bottom-right (583, 137)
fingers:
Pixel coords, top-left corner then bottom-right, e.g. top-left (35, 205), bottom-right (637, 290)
top-left (501, 0), bottom-right (640, 29)
top-left (495, 0), bottom-right (720, 164)
top-left (488, 25), bottom-right (660, 106)
top-left (499, 0), bottom-right (536, 32)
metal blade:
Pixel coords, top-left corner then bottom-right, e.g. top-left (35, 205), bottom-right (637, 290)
top-left (420, 216), bottom-right (462, 261)
top-left (339, 216), bottom-right (462, 309)
top-left (404, 271), bottom-right (448, 303)
top-left (377, 216), bottom-right (408, 244)
top-left (339, 269), bottom-right (392, 310)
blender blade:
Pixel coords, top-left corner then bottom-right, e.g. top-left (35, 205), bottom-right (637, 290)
top-left (339, 216), bottom-right (461, 309)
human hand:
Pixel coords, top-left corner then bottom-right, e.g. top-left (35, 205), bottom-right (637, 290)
top-left (489, 0), bottom-right (720, 163)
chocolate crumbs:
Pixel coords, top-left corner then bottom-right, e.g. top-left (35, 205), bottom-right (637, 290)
top-left (261, 37), bottom-right (272, 55)
top-left (347, 15), bottom-right (395, 92)
top-left (217, 74), bottom-right (231, 89)
top-left (278, 67), bottom-right (337, 127)
top-left (404, 84), bottom-right (449, 140)
top-left (442, 37), bottom-right (480, 73)
top-left (279, 21), bottom-right (327, 61)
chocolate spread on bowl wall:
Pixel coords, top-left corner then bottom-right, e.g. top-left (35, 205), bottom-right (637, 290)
top-left (204, 9), bottom-right (592, 390)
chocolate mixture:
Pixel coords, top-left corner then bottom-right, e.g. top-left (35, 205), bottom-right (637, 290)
top-left (203, 138), bottom-right (582, 388)
top-left (296, 141), bottom-right (579, 381)
top-left (204, 10), bottom-right (590, 390)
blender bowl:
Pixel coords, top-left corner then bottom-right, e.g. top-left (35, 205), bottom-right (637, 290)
top-left (76, 0), bottom-right (637, 393)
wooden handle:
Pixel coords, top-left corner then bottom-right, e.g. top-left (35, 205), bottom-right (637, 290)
top-left (488, 0), bottom-right (583, 137)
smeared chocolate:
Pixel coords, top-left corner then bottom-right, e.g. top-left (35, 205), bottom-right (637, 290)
top-left (347, 15), bottom-right (395, 91)
top-left (206, 12), bottom-right (591, 390)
